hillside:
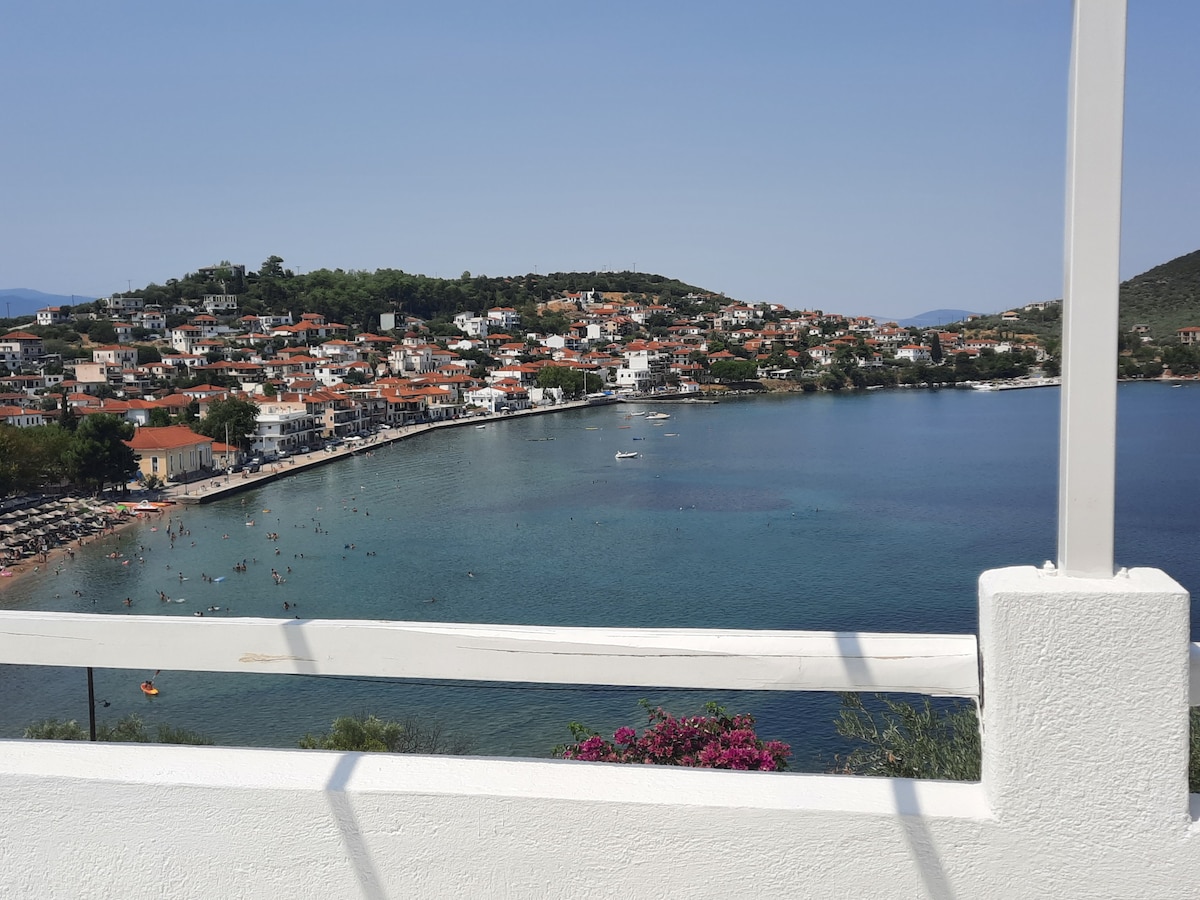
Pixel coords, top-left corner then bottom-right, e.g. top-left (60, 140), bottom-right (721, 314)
top-left (1118, 249), bottom-right (1200, 342)
top-left (897, 309), bottom-right (978, 328)
top-left (937, 249), bottom-right (1200, 345)
top-left (0, 289), bottom-right (97, 319)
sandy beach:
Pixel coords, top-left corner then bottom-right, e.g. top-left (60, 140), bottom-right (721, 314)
top-left (0, 506), bottom-right (151, 595)
top-left (0, 399), bottom-right (617, 595)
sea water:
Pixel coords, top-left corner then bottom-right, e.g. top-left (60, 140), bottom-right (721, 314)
top-left (2, 383), bottom-right (1197, 768)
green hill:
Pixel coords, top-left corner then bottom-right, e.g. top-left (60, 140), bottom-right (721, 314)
top-left (1119, 249), bottom-right (1200, 343)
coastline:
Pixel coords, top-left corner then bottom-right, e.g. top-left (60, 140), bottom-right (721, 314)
top-left (0, 509), bottom-right (146, 595)
top-left (160, 398), bottom-right (614, 506)
top-left (4, 397), bottom-right (619, 594)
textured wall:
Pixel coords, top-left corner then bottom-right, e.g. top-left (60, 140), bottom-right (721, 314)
top-left (2, 566), bottom-right (1199, 899)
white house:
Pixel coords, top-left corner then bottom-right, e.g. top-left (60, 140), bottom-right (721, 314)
top-left (202, 294), bottom-right (239, 316)
top-left (487, 307), bottom-right (521, 330)
top-left (35, 306), bottom-right (72, 326)
top-left (453, 312), bottom-right (490, 338)
top-left (92, 345), bottom-right (139, 368)
top-left (465, 381), bottom-right (530, 413)
top-left (169, 325), bottom-right (204, 354)
top-left (0, 405), bottom-right (46, 427)
top-left (895, 344), bottom-right (932, 363)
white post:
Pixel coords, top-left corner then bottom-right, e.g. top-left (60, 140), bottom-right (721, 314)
top-left (979, 566), bottom-right (1191, 875)
top-left (1057, 0), bottom-right (1127, 577)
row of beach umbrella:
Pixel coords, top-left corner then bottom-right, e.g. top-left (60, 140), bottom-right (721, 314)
top-left (0, 499), bottom-right (119, 562)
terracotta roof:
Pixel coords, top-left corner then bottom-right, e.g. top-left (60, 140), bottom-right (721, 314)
top-left (125, 425), bottom-right (212, 451)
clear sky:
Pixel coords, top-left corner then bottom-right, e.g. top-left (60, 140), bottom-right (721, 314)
top-left (2, 1), bottom-right (1196, 319)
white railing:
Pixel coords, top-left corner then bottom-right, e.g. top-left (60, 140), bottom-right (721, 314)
top-left (0, 566), bottom-right (1195, 899)
top-left (0, 611), bottom-right (980, 697)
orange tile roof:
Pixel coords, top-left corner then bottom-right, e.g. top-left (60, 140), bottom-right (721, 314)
top-left (125, 425), bottom-right (212, 450)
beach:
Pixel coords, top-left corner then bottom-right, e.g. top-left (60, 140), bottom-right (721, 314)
top-left (0, 399), bottom-right (611, 594)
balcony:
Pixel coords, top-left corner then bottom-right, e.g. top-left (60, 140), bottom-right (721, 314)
top-left (0, 564), bottom-right (1194, 896)
top-left (3, 4), bottom-right (1194, 898)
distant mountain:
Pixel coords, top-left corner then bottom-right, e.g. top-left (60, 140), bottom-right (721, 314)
top-left (0, 289), bottom-right (97, 320)
top-left (896, 309), bottom-right (979, 328)
top-left (1118, 249), bottom-right (1200, 342)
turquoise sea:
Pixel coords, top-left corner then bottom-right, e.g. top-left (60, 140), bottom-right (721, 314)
top-left (2, 383), bottom-right (1198, 768)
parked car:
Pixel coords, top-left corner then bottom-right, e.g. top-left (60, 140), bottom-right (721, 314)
top-left (247, 464), bottom-right (261, 474)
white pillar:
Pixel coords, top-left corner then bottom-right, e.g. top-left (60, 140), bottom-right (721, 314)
top-left (1057, 0), bottom-right (1127, 577)
top-left (979, 566), bottom-right (1190, 834)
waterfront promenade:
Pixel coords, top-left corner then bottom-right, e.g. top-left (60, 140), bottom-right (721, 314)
top-left (162, 398), bottom-right (609, 505)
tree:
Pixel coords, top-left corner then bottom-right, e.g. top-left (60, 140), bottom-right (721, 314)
top-left (133, 344), bottom-right (161, 364)
top-left (709, 359), bottom-right (760, 382)
top-left (259, 255), bottom-right (286, 279)
top-left (299, 713), bottom-right (472, 755)
top-left (89, 320), bottom-right (118, 345)
top-left (148, 408), bottom-right (173, 428)
top-left (929, 332), bottom-right (944, 364)
top-left (57, 394), bottom-right (78, 432)
top-left (834, 693), bottom-right (980, 780)
top-left (25, 714), bottom-right (211, 745)
top-left (195, 397), bottom-right (260, 451)
top-left (63, 414), bottom-right (137, 493)
top-left (537, 365), bottom-right (585, 397)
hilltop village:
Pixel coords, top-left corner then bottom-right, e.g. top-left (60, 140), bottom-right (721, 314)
top-left (0, 257), bottom-right (1194, 488)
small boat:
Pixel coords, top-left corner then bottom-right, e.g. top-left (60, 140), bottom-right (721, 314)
top-left (140, 682), bottom-right (159, 696)
top-left (645, 412), bottom-right (671, 420)
top-left (615, 451), bottom-right (639, 459)
top-left (663, 433), bottom-right (679, 437)
top-left (627, 411), bottom-right (646, 417)
top-left (476, 424), bottom-right (487, 429)
top-left (133, 500), bottom-right (158, 512)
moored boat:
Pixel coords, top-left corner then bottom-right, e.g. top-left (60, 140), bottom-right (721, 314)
top-left (614, 451), bottom-right (639, 459)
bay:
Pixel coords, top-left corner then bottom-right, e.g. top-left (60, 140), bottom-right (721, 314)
top-left (2, 383), bottom-right (1196, 768)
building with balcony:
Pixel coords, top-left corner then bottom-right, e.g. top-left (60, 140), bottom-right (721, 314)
top-left (251, 406), bottom-right (317, 456)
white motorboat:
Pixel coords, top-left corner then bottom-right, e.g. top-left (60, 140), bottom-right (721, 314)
top-left (614, 451), bottom-right (639, 459)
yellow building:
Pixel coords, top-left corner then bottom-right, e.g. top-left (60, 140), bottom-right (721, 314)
top-left (124, 425), bottom-right (213, 482)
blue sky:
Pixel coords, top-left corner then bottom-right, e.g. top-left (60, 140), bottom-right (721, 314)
top-left (2, 1), bottom-right (1196, 319)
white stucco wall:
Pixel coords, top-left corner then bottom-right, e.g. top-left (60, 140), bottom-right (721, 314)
top-left (2, 566), bottom-right (1200, 898)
